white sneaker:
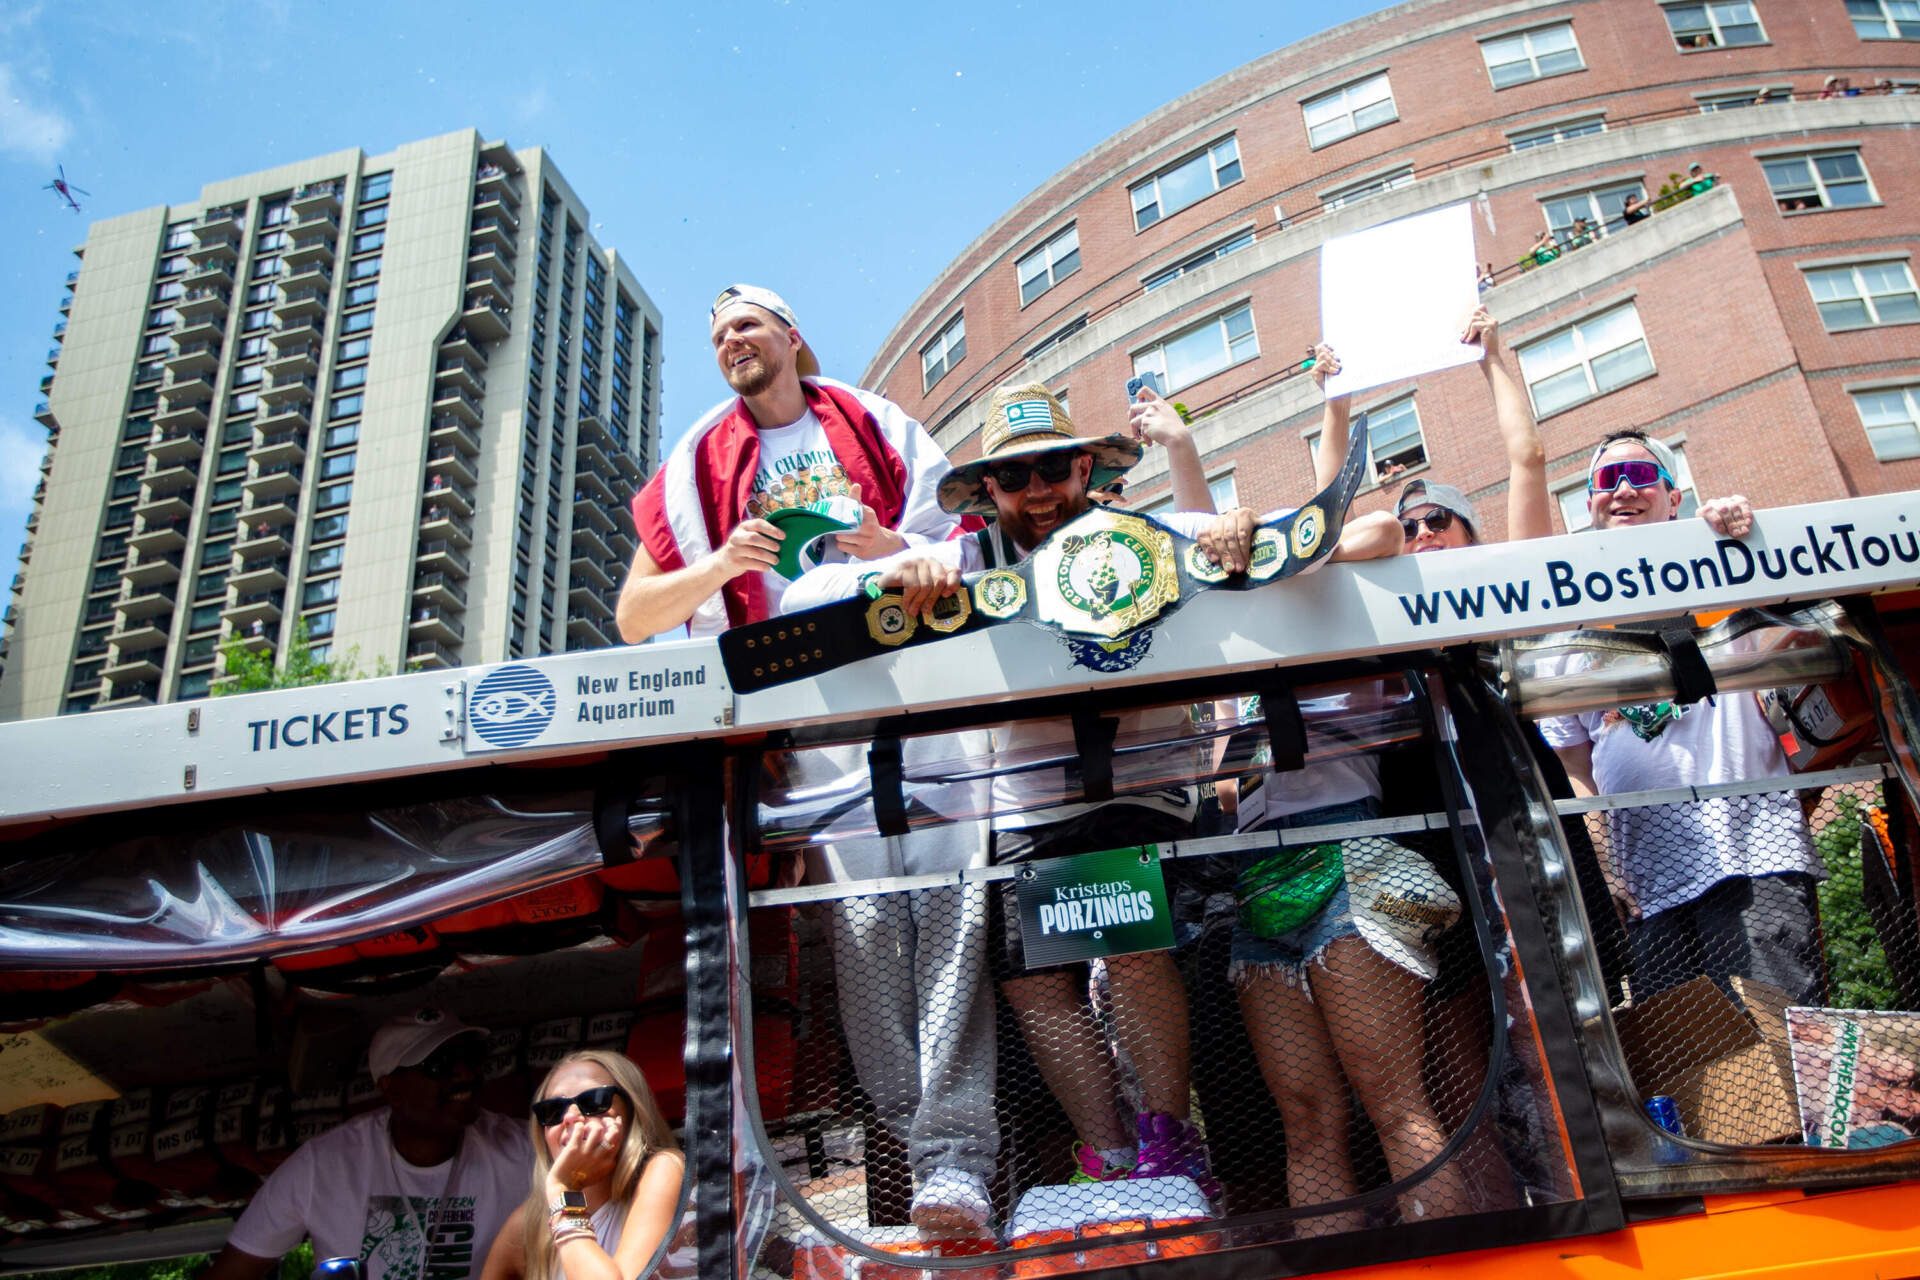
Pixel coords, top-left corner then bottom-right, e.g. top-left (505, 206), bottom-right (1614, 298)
top-left (910, 1167), bottom-right (991, 1235)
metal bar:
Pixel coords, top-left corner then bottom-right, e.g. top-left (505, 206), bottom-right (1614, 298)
top-left (1510, 638), bottom-right (1849, 717)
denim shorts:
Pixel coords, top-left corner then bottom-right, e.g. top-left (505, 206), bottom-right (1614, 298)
top-left (1227, 798), bottom-right (1380, 985)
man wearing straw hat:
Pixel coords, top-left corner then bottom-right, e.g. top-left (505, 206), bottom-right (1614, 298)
top-left (617, 285), bottom-right (960, 641)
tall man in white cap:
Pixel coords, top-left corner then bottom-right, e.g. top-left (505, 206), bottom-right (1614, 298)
top-left (203, 1007), bottom-right (531, 1280)
top-left (1539, 430), bottom-right (1827, 1007)
top-left (617, 285), bottom-right (961, 641)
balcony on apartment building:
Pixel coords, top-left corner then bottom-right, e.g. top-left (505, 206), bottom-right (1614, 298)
top-left (422, 475), bottom-right (475, 517)
top-left (419, 504), bottom-right (473, 546)
top-left (291, 181), bottom-right (342, 217)
top-left (466, 245), bottom-right (515, 286)
top-left (251, 422), bottom-right (307, 468)
top-left (429, 417), bottom-right (481, 457)
top-left (415, 539), bottom-right (471, 576)
top-left (148, 426), bottom-right (205, 465)
top-left (568, 524), bottom-right (611, 562)
top-left (227, 556), bottom-right (289, 594)
top-left (96, 679), bottom-right (161, 708)
top-left (406, 639), bottom-right (461, 670)
top-left (243, 463), bottom-right (304, 501)
top-left (274, 284), bottom-right (329, 321)
top-left (573, 468), bottom-right (616, 506)
top-left (115, 582), bottom-right (177, 621)
top-left (224, 589), bottom-right (285, 630)
top-left (572, 496), bottom-right (615, 535)
top-left (569, 552), bottom-right (614, 590)
top-left (106, 612), bottom-right (172, 653)
top-left (433, 384), bottom-right (484, 425)
top-left (259, 373), bottom-right (316, 408)
top-left (175, 285), bottom-right (231, 320)
top-left (236, 523), bottom-right (291, 558)
top-left (241, 492), bottom-right (298, 529)
top-left (565, 610), bottom-right (611, 647)
top-left (435, 357), bottom-right (487, 397)
top-left (166, 341), bottom-right (221, 378)
top-left (424, 448), bottom-right (476, 488)
top-left (265, 341), bottom-right (320, 378)
top-left (163, 367), bottom-right (215, 403)
top-left (133, 489), bottom-right (193, 525)
top-left (464, 268), bottom-right (510, 310)
top-left (122, 549), bottom-right (184, 590)
top-left (461, 296), bottom-right (511, 342)
top-left (283, 231), bottom-right (337, 269)
top-left (412, 571), bottom-right (468, 611)
top-left (408, 603), bottom-right (465, 645)
top-left (100, 651), bottom-right (163, 685)
top-left (173, 309), bottom-right (224, 346)
top-left (255, 399), bottom-right (311, 437)
top-left (129, 516), bottom-right (189, 554)
top-left (567, 582), bottom-right (614, 620)
top-left (474, 163), bottom-right (519, 199)
top-left (141, 458), bottom-right (199, 496)
top-left (154, 394), bottom-right (212, 431)
top-left (269, 316), bottom-right (324, 348)
top-left (439, 328), bottom-right (489, 368)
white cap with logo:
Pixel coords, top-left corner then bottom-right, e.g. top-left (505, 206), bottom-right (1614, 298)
top-left (367, 1005), bottom-right (487, 1082)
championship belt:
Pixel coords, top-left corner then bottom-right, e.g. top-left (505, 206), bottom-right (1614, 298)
top-left (722, 411), bottom-right (1371, 694)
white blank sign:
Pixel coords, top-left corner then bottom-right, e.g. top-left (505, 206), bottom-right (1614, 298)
top-left (1320, 202), bottom-right (1481, 399)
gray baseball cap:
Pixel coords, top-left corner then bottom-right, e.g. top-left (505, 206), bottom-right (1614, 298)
top-left (1395, 479), bottom-right (1478, 540)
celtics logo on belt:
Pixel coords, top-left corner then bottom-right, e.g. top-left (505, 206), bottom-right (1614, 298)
top-left (866, 595), bottom-right (917, 647)
top-left (973, 570), bottom-right (1028, 619)
top-left (1031, 511), bottom-right (1180, 640)
top-left (1290, 504), bottom-right (1326, 560)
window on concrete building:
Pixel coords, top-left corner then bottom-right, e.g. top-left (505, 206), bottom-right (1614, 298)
top-left (1017, 225), bottom-right (1081, 306)
top-left (1480, 23), bottom-right (1584, 88)
top-left (1144, 230), bottom-right (1256, 291)
top-left (1763, 150), bottom-right (1877, 211)
top-left (1541, 181), bottom-right (1644, 240)
top-left (1130, 138), bottom-right (1243, 229)
top-left (1663, 1), bottom-right (1766, 48)
top-left (1804, 260), bottom-right (1920, 329)
top-left (1322, 166), bottom-right (1415, 211)
top-left (1516, 302), bottom-right (1655, 416)
top-left (1508, 115), bottom-right (1606, 151)
top-left (1848, 0), bottom-right (1920, 39)
top-left (921, 312), bottom-right (966, 391)
top-left (1851, 385), bottom-right (1920, 460)
top-left (360, 171), bottom-right (393, 203)
top-left (1554, 441), bottom-right (1698, 530)
top-left (1302, 73), bottom-right (1396, 148)
top-left (1132, 302), bottom-right (1258, 393)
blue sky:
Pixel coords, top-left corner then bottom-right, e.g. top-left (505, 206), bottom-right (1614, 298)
top-left (0, 0), bottom-right (1379, 591)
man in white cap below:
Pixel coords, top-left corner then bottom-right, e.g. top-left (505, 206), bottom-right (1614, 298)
top-left (202, 1006), bottom-right (531, 1280)
top-left (617, 285), bottom-right (962, 641)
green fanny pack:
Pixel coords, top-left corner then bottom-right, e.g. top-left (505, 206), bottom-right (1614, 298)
top-left (1235, 841), bottom-right (1344, 938)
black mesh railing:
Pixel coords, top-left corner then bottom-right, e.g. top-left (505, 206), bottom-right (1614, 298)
top-left (735, 690), bottom-right (1586, 1274)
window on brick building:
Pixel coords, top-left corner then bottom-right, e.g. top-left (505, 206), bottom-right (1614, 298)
top-left (921, 312), bottom-right (965, 391)
top-left (1480, 23), bottom-right (1585, 88)
top-left (1508, 114), bottom-right (1607, 150)
top-left (1016, 225), bottom-right (1081, 306)
top-left (1763, 150), bottom-right (1876, 211)
top-left (1132, 303), bottom-right (1258, 393)
top-left (1143, 230), bottom-right (1256, 291)
top-left (1516, 302), bottom-right (1655, 416)
top-left (1851, 385), bottom-right (1920, 460)
top-left (1804, 260), bottom-right (1920, 329)
top-left (1130, 138), bottom-right (1243, 230)
top-left (1306, 395), bottom-right (1427, 485)
top-left (1553, 441), bottom-right (1698, 531)
top-left (1140, 471), bottom-right (1238, 515)
top-left (1848, 0), bottom-right (1920, 39)
top-left (1302, 73), bottom-right (1396, 148)
top-left (1697, 85), bottom-right (1791, 110)
top-left (1322, 166), bottom-right (1415, 210)
top-left (1541, 181), bottom-right (1644, 240)
top-left (1662, 1), bottom-right (1766, 48)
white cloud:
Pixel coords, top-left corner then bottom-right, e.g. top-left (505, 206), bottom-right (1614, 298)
top-left (0, 413), bottom-right (42, 512)
top-left (0, 62), bottom-right (73, 165)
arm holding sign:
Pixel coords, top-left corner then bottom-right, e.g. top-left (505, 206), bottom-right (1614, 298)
top-left (1468, 309), bottom-right (1551, 542)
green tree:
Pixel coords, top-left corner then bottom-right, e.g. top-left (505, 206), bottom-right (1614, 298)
top-left (214, 621), bottom-right (390, 695)
top-left (1814, 788), bottom-right (1902, 1011)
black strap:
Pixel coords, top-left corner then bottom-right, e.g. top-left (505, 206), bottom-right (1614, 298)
top-left (1257, 680), bottom-right (1307, 774)
top-left (1070, 708), bottom-right (1118, 803)
top-left (593, 790), bottom-right (635, 867)
top-left (1656, 625), bottom-right (1717, 705)
top-left (868, 736), bottom-right (909, 837)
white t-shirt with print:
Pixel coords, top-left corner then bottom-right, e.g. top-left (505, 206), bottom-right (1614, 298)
top-left (1536, 641), bottom-right (1822, 917)
top-left (226, 1108), bottom-right (531, 1280)
top-left (746, 410), bottom-right (865, 609)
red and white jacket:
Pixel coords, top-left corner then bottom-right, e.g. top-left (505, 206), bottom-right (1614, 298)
top-left (630, 376), bottom-right (961, 636)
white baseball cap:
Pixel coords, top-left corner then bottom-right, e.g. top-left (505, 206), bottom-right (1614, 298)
top-left (710, 284), bottom-right (821, 377)
top-left (367, 1006), bottom-right (486, 1081)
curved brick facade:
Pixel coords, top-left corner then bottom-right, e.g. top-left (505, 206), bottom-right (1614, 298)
top-left (861, 0), bottom-right (1920, 536)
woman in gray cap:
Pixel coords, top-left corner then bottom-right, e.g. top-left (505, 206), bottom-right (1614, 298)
top-left (1394, 308), bottom-right (1549, 554)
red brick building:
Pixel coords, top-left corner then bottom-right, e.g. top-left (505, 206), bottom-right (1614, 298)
top-left (859, 0), bottom-right (1920, 539)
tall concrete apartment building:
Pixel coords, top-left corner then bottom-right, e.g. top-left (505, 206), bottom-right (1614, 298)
top-left (865, 0), bottom-right (1920, 540)
top-left (1, 129), bottom-right (661, 722)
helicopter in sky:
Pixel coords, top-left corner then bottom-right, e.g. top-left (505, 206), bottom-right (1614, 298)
top-left (44, 165), bottom-right (89, 213)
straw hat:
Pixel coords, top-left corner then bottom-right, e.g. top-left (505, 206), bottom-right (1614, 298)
top-left (937, 383), bottom-right (1142, 515)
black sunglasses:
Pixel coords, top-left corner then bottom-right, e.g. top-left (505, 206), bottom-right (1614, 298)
top-left (531, 1085), bottom-right (630, 1127)
top-left (1399, 508), bottom-right (1457, 540)
top-left (985, 453), bottom-right (1075, 493)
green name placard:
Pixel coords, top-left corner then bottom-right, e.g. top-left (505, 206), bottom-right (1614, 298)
top-left (1015, 843), bottom-right (1175, 969)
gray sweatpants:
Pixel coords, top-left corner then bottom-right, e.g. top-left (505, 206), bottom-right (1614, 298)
top-left (803, 736), bottom-right (999, 1180)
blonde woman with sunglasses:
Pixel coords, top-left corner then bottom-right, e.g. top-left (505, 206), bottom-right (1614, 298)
top-left (481, 1050), bottom-right (689, 1280)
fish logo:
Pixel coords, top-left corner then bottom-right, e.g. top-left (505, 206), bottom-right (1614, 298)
top-left (469, 664), bottom-right (558, 749)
